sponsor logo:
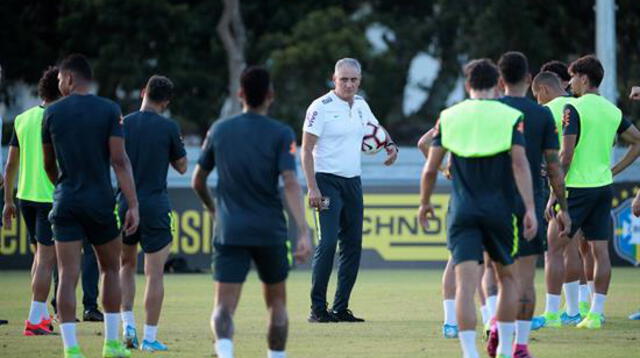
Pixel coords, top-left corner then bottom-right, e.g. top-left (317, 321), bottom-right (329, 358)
top-left (563, 108), bottom-right (571, 128)
top-left (321, 97), bottom-right (333, 105)
top-left (306, 111), bottom-right (318, 127)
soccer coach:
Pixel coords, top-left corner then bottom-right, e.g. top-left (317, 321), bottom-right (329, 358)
top-left (302, 58), bottom-right (398, 323)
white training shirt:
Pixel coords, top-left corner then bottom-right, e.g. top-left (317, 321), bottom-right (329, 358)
top-left (303, 91), bottom-right (379, 178)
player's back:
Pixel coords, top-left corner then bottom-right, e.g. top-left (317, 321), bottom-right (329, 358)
top-left (499, 96), bottom-right (558, 198)
top-left (438, 99), bottom-right (523, 215)
top-left (43, 94), bottom-right (121, 206)
top-left (209, 112), bottom-right (296, 245)
top-left (120, 111), bottom-right (184, 210)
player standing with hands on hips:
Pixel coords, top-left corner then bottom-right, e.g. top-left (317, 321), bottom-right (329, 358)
top-left (302, 58), bottom-right (398, 323)
top-left (627, 84), bottom-right (640, 321)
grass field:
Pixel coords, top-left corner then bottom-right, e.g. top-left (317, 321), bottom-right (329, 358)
top-left (1, 268), bottom-right (639, 357)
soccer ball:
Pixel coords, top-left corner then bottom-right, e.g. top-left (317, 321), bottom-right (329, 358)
top-left (362, 122), bottom-right (387, 155)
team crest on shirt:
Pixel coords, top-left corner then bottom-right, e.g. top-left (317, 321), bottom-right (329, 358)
top-left (612, 194), bottom-right (640, 266)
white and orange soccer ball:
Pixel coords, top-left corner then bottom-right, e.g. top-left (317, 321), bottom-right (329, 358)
top-left (361, 122), bottom-right (387, 155)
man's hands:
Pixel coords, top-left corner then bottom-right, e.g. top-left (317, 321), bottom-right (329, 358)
top-left (418, 203), bottom-right (436, 230)
top-left (308, 187), bottom-right (323, 210)
top-left (629, 86), bottom-right (640, 100)
top-left (2, 202), bottom-right (16, 229)
top-left (554, 209), bottom-right (572, 237)
top-left (294, 229), bottom-right (312, 264)
top-left (123, 206), bottom-right (140, 237)
top-left (384, 144), bottom-right (398, 166)
top-left (522, 209), bottom-right (538, 241)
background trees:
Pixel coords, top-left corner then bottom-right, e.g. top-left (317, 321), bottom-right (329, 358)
top-left (1, 0), bottom-right (639, 144)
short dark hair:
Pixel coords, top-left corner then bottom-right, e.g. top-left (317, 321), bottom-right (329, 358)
top-left (38, 66), bottom-right (61, 103)
top-left (532, 71), bottom-right (562, 92)
top-left (541, 60), bottom-right (570, 82)
top-left (59, 54), bottom-right (92, 81)
top-left (240, 66), bottom-right (271, 108)
top-left (498, 51), bottom-right (529, 85)
top-left (463, 58), bottom-right (499, 90)
top-left (569, 55), bottom-right (604, 88)
top-left (145, 75), bottom-right (173, 102)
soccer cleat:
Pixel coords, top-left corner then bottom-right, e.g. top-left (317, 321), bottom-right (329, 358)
top-left (486, 321), bottom-right (498, 358)
top-left (64, 346), bottom-right (87, 358)
top-left (331, 309), bottom-right (365, 322)
top-left (577, 312), bottom-right (603, 329)
top-left (629, 310), bottom-right (640, 320)
top-left (579, 301), bottom-right (590, 317)
top-left (103, 340), bottom-right (132, 358)
top-left (560, 312), bottom-right (582, 326)
top-left (41, 317), bottom-right (54, 332)
top-left (308, 309), bottom-right (338, 323)
top-left (83, 308), bottom-right (104, 322)
top-left (140, 339), bottom-right (168, 352)
top-left (442, 324), bottom-right (458, 338)
top-left (513, 344), bottom-right (534, 358)
top-left (23, 320), bottom-right (53, 336)
top-left (531, 312), bottom-right (560, 330)
top-left (123, 325), bottom-right (139, 349)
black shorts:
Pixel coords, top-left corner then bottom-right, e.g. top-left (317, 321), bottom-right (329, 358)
top-left (212, 243), bottom-right (290, 284)
top-left (49, 204), bottom-right (120, 245)
top-left (447, 209), bottom-right (518, 266)
top-left (515, 197), bottom-right (547, 258)
top-left (120, 209), bottom-right (173, 253)
top-left (20, 200), bottom-right (54, 246)
top-left (567, 185), bottom-right (613, 241)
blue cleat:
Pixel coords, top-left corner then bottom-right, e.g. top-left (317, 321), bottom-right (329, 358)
top-left (123, 325), bottom-right (139, 349)
top-left (442, 324), bottom-right (458, 338)
top-left (531, 316), bottom-right (545, 330)
top-left (561, 312), bottom-right (582, 326)
top-left (629, 311), bottom-right (640, 320)
top-left (140, 340), bottom-right (168, 352)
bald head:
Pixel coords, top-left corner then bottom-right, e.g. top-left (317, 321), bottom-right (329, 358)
top-left (532, 71), bottom-right (566, 105)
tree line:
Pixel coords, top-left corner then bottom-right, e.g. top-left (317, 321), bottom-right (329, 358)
top-left (1, 0), bottom-right (639, 144)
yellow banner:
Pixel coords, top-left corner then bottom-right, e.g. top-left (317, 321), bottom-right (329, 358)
top-left (306, 193), bottom-right (450, 261)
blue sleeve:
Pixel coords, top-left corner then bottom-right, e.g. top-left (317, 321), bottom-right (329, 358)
top-left (562, 104), bottom-right (580, 136)
top-left (169, 122), bottom-right (187, 161)
top-left (512, 117), bottom-right (525, 146)
top-left (10, 128), bottom-right (19, 148)
top-left (278, 127), bottom-right (297, 173)
top-left (109, 104), bottom-right (124, 138)
top-left (542, 109), bottom-right (560, 150)
top-left (42, 108), bottom-right (52, 144)
top-left (197, 127), bottom-right (215, 171)
top-left (617, 117), bottom-right (632, 134)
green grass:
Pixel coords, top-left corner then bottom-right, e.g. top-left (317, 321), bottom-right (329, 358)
top-left (1, 268), bottom-right (639, 357)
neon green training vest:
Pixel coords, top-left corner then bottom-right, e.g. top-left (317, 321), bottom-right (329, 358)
top-left (545, 95), bottom-right (574, 147)
top-left (440, 99), bottom-right (523, 157)
top-left (565, 93), bottom-right (621, 188)
top-left (13, 106), bottom-right (54, 202)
